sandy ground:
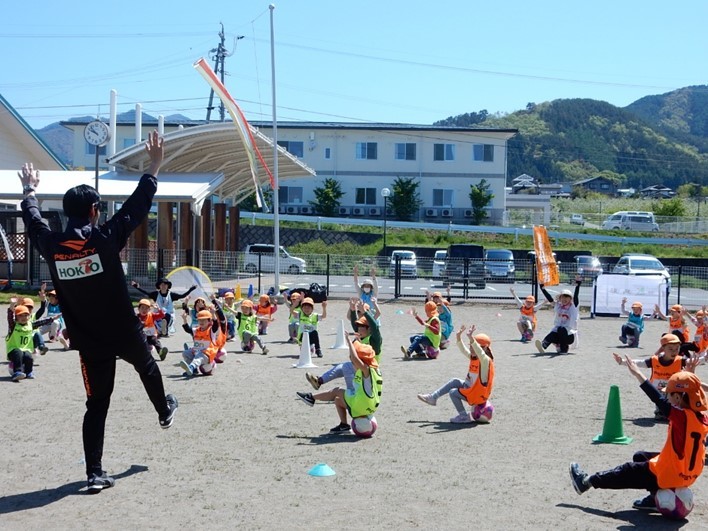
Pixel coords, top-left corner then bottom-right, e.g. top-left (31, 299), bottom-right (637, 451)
top-left (1, 298), bottom-right (706, 530)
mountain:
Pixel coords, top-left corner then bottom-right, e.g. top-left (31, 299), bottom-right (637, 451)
top-left (436, 93), bottom-right (708, 190)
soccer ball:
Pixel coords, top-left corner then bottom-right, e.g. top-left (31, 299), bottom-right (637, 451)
top-left (425, 345), bottom-right (440, 359)
top-left (351, 416), bottom-right (378, 438)
top-left (241, 341), bottom-right (253, 352)
top-left (655, 488), bottom-right (694, 519)
top-left (198, 362), bottom-right (214, 375)
top-left (214, 349), bottom-right (227, 364)
top-left (472, 401), bottom-right (494, 423)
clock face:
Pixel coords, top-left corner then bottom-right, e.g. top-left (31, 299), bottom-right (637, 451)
top-left (84, 121), bottom-right (110, 146)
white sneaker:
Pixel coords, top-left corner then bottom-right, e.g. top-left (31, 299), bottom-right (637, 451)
top-left (179, 360), bottom-right (194, 376)
top-left (261, 347), bottom-right (269, 355)
top-left (535, 339), bottom-right (545, 353)
top-left (59, 336), bottom-right (70, 350)
top-left (450, 412), bottom-right (472, 423)
top-left (417, 393), bottom-right (437, 406)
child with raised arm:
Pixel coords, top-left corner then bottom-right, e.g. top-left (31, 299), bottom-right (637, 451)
top-left (510, 287), bottom-right (546, 343)
top-left (654, 303), bottom-right (690, 341)
top-left (131, 278), bottom-right (196, 337)
top-left (298, 297), bottom-right (327, 358)
top-left (21, 295), bottom-right (49, 356)
top-left (417, 324), bottom-right (495, 423)
top-left (36, 289), bottom-right (69, 350)
top-left (179, 299), bottom-right (227, 377)
top-left (570, 363), bottom-right (708, 513)
top-left (297, 335), bottom-right (382, 434)
top-left (685, 306), bottom-right (708, 355)
top-left (401, 301), bottom-right (441, 360)
top-left (220, 291), bottom-right (238, 340)
top-left (426, 290), bottom-right (454, 349)
top-left (235, 299), bottom-right (269, 355)
top-left (286, 291), bottom-right (303, 343)
top-left (353, 264), bottom-right (378, 306)
top-left (136, 299), bottom-right (169, 361)
top-left (619, 298), bottom-right (645, 348)
top-left (255, 293), bottom-right (277, 335)
top-left (535, 277), bottom-right (582, 354)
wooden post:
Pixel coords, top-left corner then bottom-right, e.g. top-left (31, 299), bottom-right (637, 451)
top-left (201, 199), bottom-right (212, 251)
top-left (229, 205), bottom-right (240, 252)
top-left (214, 203), bottom-right (226, 251)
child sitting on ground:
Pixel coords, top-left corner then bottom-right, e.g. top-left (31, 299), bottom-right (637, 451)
top-left (619, 298), bottom-right (645, 348)
top-left (136, 298), bottom-right (169, 361)
top-left (298, 297), bottom-right (327, 358)
top-left (426, 290), bottom-right (453, 349)
top-left (179, 300), bottom-right (227, 377)
top-left (20, 296), bottom-right (49, 356)
top-left (685, 306), bottom-right (708, 355)
top-left (220, 291), bottom-right (238, 340)
top-left (417, 324), bottom-right (495, 423)
top-left (182, 296), bottom-right (210, 328)
top-left (296, 335), bottom-right (382, 434)
top-left (286, 291), bottom-right (303, 343)
top-left (353, 264), bottom-right (378, 306)
top-left (5, 303), bottom-right (57, 381)
top-left (613, 333), bottom-right (689, 420)
top-left (510, 288), bottom-right (546, 343)
top-left (570, 365), bottom-right (708, 513)
top-left (654, 303), bottom-right (690, 341)
top-left (131, 277), bottom-right (196, 337)
top-left (255, 294), bottom-right (277, 335)
top-left (236, 299), bottom-right (269, 355)
top-left (401, 301), bottom-right (441, 359)
top-left (36, 289), bottom-right (69, 350)
top-left (536, 277), bottom-right (582, 354)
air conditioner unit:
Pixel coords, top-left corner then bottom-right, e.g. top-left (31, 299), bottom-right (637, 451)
top-left (278, 206), bottom-right (287, 214)
top-left (286, 206), bottom-right (299, 214)
top-left (441, 208), bottom-right (453, 218)
top-left (369, 207), bottom-right (381, 216)
top-left (300, 206), bottom-right (313, 215)
top-left (463, 209), bottom-right (474, 218)
top-left (425, 208), bottom-right (438, 217)
top-left (338, 207), bottom-right (351, 215)
top-left (352, 207), bottom-right (365, 216)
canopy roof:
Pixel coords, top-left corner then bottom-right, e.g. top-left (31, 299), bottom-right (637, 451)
top-left (107, 122), bottom-right (316, 203)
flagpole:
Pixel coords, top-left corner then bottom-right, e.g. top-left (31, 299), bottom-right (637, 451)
top-left (270, 3), bottom-right (280, 294)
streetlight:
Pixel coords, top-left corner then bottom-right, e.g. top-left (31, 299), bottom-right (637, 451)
top-left (381, 187), bottom-right (391, 255)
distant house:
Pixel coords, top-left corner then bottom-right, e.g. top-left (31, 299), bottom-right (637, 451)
top-left (511, 173), bottom-right (539, 194)
top-left (640, 184), bottom-right (674, 198)
top-left (572, 176), bottom-right (617, 196)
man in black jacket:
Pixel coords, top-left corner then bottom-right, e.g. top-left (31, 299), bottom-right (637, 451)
top-left (19, 130), bottom-right (178, 494)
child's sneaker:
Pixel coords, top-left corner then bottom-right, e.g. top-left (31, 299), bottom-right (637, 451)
top-left (315, 348), bottom-right (323, 358)
top-left (11, 371), bottom-right (26, 382)
top-left (39, 345), bottom-right (49, 356)
top-left (450, 412), bottom-right (472, 423)
top-left (535, 339), bottom-right (545, 353)
top-left (179, 360), bottom-right (194, 377)
top-left (329, 423), bottom-right (351, 434)
top-left (619, 335), bottom-right (627, 345)
top-left (261, 346), bottom-right (269, 355)
top-left (632, 494), bottom-right (658, 511)
top-left (569, 462), bottom-right (590, 494)
top-left (25, 372), bottom-right (35, 379)
top-left (417, 393), bottom-right (437, 406)
top-left (58, 336), bottom-right (70, 350)
top-left (158, 347), bottom-right (169, 361)
top-left (400, 346), bottom-right (411, 359)
top-left (296, 391), bottom-right (315, 407)
top-left (305, 372), bottom-right (321, 391)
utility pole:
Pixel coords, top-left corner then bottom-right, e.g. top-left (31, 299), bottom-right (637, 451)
top-left (205, 24), bottom-right (243, 122)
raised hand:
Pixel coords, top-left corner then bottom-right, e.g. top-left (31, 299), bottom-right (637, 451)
top-left (18, 162), bottom-right (41, 190)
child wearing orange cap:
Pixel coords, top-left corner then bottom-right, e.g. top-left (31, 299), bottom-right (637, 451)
top-left (36, 288), bottom-right (69, 350)
top-left (255, 293), bottom-right (277, 335)
top-left (136, 299), bottom-right (169, 361)
top-left (297, 334), bottom-right (382, 434)
top-left (510, 287), bottom-right (546, 343)
top-left (653, 303), bottom-right (690, 341)
top-left (220, 291), bottom-right (238, 340)
top-left (570, 364), bottom-right (708, 512)
top-left (417, 324), bottom-right (495, 423)
top-left (236, 299), bottom-right (269, 355)
top-left (18, 296), bottom-right (49, 356)
top-left (426, 290), bottom-right (453, 349)
top-left (298, 297), bottom-right (327, 358)
top-left (5, 303), bottom-right (56, 381)
top-left (685, 306), bottom-right (708, 355)
top-left (401, 301), bottom-right (441, 359)
top-left (131, 278), bottom-right (197, 337)
top-left (536, 277), bottom-right (582, 354)
top-left (619, 298), bottom-right (645, 348)
top-left (286, 291), bottom-right (303, 343)
top-left (179, 300), bottom-right (227, 376)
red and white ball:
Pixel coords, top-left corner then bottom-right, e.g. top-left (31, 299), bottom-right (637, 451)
top-left (472, 401), bottom-right (494, 423)
top-left (655, 487), bottom-right (693, 519)
top-left (351, 415), bottom-right (378, 438)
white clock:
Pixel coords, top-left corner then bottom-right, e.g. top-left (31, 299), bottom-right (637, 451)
top-left (84, 120), bottom-right (111, 146)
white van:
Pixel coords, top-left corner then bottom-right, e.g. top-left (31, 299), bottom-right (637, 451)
top-left (243, 244), bottom-right (307, 274)
top-left (602, 211), bottom-right (655, 230)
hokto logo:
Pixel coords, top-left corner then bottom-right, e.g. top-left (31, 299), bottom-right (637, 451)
top-left (56, 253), bottom-right (104, 280)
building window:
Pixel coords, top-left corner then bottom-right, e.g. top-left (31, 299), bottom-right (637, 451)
top-left (433, 143), bottom-right (455, 161)
top-left (277, 140), bottom-right (304, 158)
top-left (432, 189), bottom-right (454, 207)
top-left (356, 142), bottom-right (377, 160)
top-left (123, 138), bottom-right (136, 149)
top-left (278, 186), bottom-right (303, 204)
top-left (600, 182), bottom-right (609, 190)
top-left (324, 147), bottom-right (331, 160)
top-left (86, 143), bottom-right (107, 156)
top-left (473, 144), bottom-right (494, 162)
top-left (395, 143), bottom-right (416, 160)
top-left (355, 187), bottom-right (377, 205)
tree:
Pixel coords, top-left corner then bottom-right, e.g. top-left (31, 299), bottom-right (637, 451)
top-left (389, 177), bottom-right (422, 221)
top-left (468, 179), bottom-right (494, 225)
top-left (310, 177), bottom-right (344, 216)
top-left (652, 197), bottom-right (686, 217)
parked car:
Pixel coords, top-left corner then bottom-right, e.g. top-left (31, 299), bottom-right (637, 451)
top-left (611, 253), bottom-right (671, 287)
top-left (243, 244), bottom-right (307, 274)
top-left (443, 244), bottom-right (486, 289)
top-left (390, 250), bottom-right (417, 277)
top-left (570, 213), bottom-right (584, 225)
top-left (602, 212), bottom-right (658, 231)
top-left (484, 249), bottom-right (515, 282)
top-left (432, 250), bottom-right (447, 279)
top-left (575, 255), bottom-right (603, 279)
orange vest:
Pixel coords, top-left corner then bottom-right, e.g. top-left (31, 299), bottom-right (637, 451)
top-left (460, 357), bottom-right (495, 405)
top-left (669, 316), bottom-right (689, 341)
top-left (650, 356), bottom-right (683, 389)
top-left (693, 323), bottom-right (708, 353)
top-left (192, 325), bottom-right (226, 362)
top-left (520, 304), bottom-right (536, 328)
top-left (139, 310), bottom-right (163, 337)
top-left (256, 304), bottom-right (274, 318)
top-left (649, 409), bottom-right (708, 488)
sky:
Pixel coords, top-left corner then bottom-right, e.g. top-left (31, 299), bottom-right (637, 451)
top-left (2, 0), bottom-right (707, 130)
